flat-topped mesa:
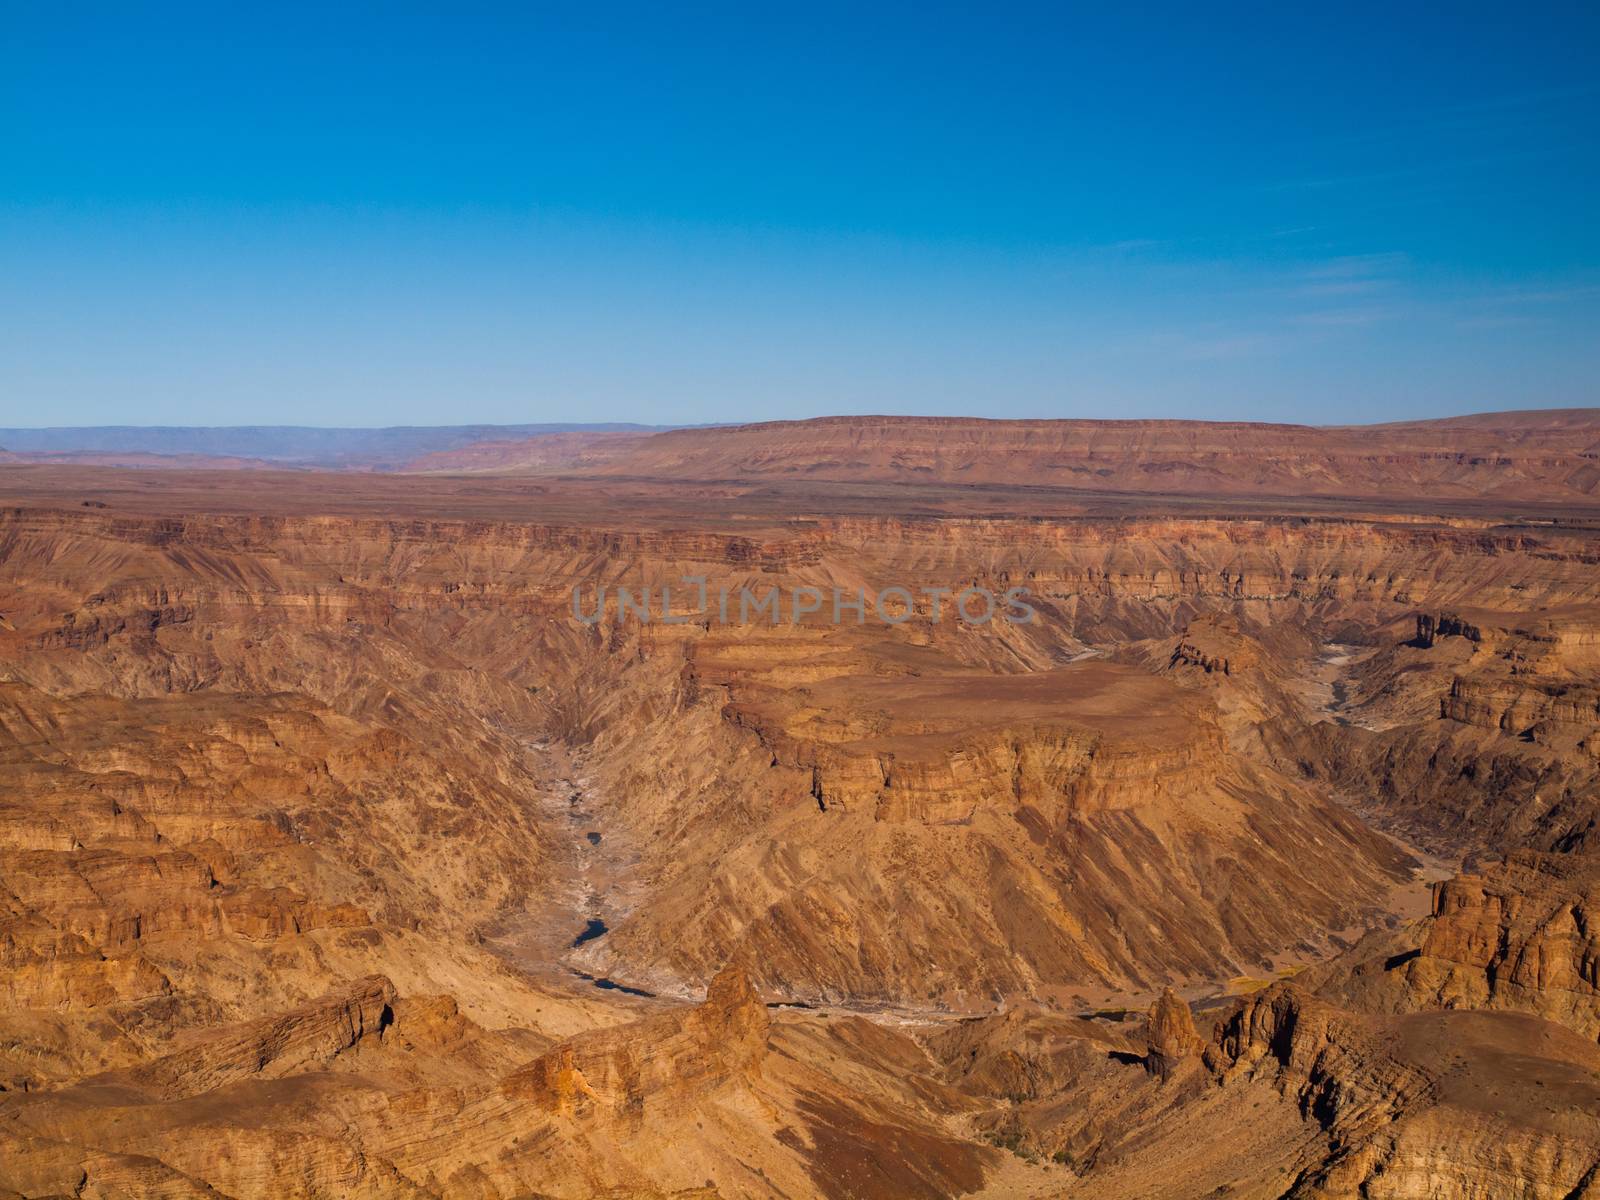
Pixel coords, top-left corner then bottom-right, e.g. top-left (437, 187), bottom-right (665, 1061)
top-left (581, 411), bottom-right (1600, 502)
top-left (799, 724), bottom-right (1228, 825)
top-left (729, 662), bottom-right (1227, 824)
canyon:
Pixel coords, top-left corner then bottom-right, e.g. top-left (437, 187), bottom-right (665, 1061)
top-left (1, 410), bottom-right (1599, 1198)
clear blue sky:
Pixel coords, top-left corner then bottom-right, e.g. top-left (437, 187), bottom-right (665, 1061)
top-left (3, 1), bottom-right (1597, 427)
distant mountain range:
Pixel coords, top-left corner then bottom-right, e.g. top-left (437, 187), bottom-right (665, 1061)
top-left (4, 410), bottom-right (1598, 503)
top-left (0, 423), bottom-right (671, 469)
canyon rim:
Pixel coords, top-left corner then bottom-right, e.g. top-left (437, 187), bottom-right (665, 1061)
top-left (7, 5), bottom-right (1600, 1195)
top-left (2, 411), bottom-right (1600, 1198)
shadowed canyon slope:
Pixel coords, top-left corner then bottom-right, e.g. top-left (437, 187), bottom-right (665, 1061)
top-left (3, 416), bottom-right (1600, 1198)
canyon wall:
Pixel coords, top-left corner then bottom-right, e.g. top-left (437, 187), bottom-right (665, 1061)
top-left (2, 466), bottom-right (1600, 1198)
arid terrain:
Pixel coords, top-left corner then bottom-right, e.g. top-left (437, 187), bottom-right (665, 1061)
top-left (3, 410), bottom-right (1600, 1199)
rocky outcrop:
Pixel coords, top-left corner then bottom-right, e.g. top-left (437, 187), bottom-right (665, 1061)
top-left (1405, 608), bottom-right (1600, 746)
top-left (1443, 674), bottom-right (1600, 745)
top-left (1206, 985), bottom-right (1432, 1127)
top-left (1168, 614), bottom-right (1264, 677)
top-left (1400, 853), bottom-right (1600, 1042)
top-left (1144, 988), bottom-right (1203, 1077)
top-left (125, 975), bottom-right (395, 1098)
top-left (503, 965), bottom-right (768, 1116)
top-left (1415, 611), bottom-right (1484, 648)
top-left (504, 1043), bottom-right (601, 1115)
top-left (1294, 601), bottom-right (1600, 857)
top-left (1200, 985), bottom-right (1600, 1200)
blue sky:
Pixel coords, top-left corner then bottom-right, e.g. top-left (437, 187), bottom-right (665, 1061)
top-left (3, 2), bottom-right (1597, 427)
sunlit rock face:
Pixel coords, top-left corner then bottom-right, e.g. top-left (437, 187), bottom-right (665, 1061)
top-left (2, 411), bottom-right (1600, 1198)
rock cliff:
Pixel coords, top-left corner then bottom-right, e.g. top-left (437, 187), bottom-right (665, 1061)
top-left (1, 450), bottom-right (1599, 1198)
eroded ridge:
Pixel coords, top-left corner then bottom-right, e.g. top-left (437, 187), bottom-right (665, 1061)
top-left (2, 441), bottom-right (1600, 1198)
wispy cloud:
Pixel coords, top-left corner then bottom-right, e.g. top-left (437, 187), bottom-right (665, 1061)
top-left (1447, 281), bottom-right (1600, 330)
top-left (1454, 313), bottom-right (1542, 330)
top-left (1296, 279), bottom-right (1387, 297)
top-left (1462, 283), bottom-right (1600, 307)
top-left (1287, 253), bottom-right (1406, 303)
top-left (1288, 307), bottom-right (1400, 328)
top-left (1298, 252), bottom-right (1408, 280)
top-left (1121, 328), bottom-right (1289, 362)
